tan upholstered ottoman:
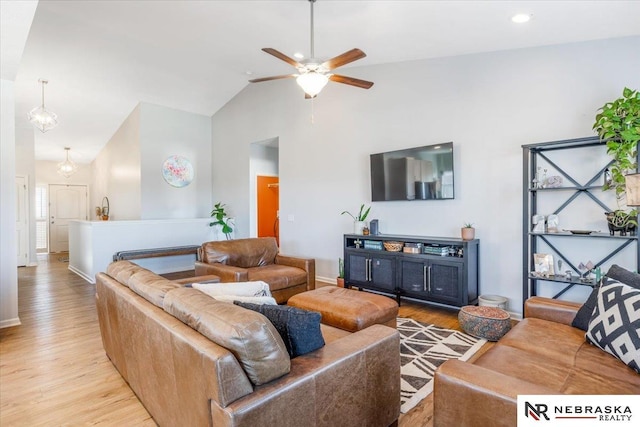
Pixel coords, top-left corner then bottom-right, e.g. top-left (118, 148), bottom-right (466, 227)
top-left (288, 287), bottom-right (399, 332)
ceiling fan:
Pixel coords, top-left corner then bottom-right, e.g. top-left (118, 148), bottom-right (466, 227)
top-left (249, 0), bottom-right (374, 98)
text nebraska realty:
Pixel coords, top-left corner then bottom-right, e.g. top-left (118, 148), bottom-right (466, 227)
top-left (528, 403), bottom-right (633, 422)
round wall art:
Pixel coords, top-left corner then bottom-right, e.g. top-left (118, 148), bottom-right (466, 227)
top-left (162, 155), bottom-right (194, 188)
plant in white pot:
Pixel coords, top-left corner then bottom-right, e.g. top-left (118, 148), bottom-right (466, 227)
top-left (341, 204), bottom-right (371, 235)
top-left (461, 222), bottom-right (475, 240)
top-left (337, 258), bottom-right (345, 288)
top-left (209, 202), bottom-right (234, 240)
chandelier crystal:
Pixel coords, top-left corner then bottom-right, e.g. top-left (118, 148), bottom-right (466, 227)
top-left (28, 79), bottom-right (58, 133)
top-left (57, 147), bottom-right (77, 178)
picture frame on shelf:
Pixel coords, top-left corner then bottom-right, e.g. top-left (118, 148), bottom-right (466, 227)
top-left (534, 253), bottom-right (554, 277)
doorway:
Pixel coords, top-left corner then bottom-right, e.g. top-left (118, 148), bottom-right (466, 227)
top-left (257, 176), bottom-right (279, 245)
top-left (249, 137), bottom-right (279, 240)
top-left (49, 184), bottom-right (88, 253)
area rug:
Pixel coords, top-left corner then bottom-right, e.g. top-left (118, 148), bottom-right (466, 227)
top-left (397, 317), bottom-right (486, 413)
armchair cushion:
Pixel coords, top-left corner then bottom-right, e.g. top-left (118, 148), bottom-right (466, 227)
top-left (200, 237), bottom-right (278, 267)
top-left (586, 281), bottom-right (640, 373)
top-left (247, 265), bottom-right (307, 291)
top-left (235, 301), bottom-right (325, 358)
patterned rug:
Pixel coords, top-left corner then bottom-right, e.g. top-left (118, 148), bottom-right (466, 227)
top-left (398, 317), bottom-right (486, 413)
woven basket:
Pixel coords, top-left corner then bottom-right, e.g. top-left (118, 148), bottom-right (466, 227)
top-left (383, 241), bottom-right (404, 252)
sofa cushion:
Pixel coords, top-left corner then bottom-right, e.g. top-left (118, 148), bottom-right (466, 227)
top-left (571, 282), bottom-right (602, 331)
top-left (247, 265), bottom-right (307, 291)
top-left (200, 237), bottom-right (278, 268)
top-left (586, 281), bottom-right (640, 373)
top-left (498, 318), bottom-right (586, 366)
top-left (235, 301), bottom-right (325, 358)
top-left (106, 261), bottom-right (181, 308)
top-left (163, 287), bottom-right (290, 385)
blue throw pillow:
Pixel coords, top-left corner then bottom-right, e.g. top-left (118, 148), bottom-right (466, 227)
top-left (234, 302), bottom-right (325, 358)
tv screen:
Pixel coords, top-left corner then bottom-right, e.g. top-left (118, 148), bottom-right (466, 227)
top-left (370, 142), bottom-right (454, 201)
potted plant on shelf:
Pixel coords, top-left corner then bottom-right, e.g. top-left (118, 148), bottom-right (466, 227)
top-left (593, 87), bottom-right (640, 235)
top-left (337, 258), bottom-right (345, 288)
top-left (209, 202), bottom-right (234, 240)
top-left (341, 204), bottom-right (371, 235)
top-left (461, 222), bottom-right (475, 240)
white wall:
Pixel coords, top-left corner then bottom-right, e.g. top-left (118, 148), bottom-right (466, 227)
top-left (0, 79), bottom-right (20, 327)
top-left (91, 105), bottom-right (141, 220)
top-left (212, 36), bottom-right (640, 315)
top-left (139, 103), bottom-right (212, 219)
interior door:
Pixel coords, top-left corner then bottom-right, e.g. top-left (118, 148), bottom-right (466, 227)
top-left (49, 184), bottom-right (87, 253)
top-left (16, 176), bottom-right (28, 266)
top-left (257, 176), bottom-right (279, 245)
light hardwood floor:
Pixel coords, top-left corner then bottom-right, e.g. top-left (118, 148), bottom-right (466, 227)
top-left (0, 255), bottom-right (491, 426)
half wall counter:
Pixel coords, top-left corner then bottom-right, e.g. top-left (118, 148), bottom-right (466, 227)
top-left (69, 218), bottom-right (218, 284)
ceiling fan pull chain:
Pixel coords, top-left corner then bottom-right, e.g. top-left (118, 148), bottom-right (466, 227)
top-left (310, 97), bottom-right (315, 124)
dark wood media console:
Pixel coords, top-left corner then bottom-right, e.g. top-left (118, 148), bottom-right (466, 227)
top-left (344, 233), bottom-right (479, 308)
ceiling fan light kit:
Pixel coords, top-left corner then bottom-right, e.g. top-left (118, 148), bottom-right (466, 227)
top-left (28, 79), bottom-right (59, 133)
top-left (250, 0), bottom-right (373, 98)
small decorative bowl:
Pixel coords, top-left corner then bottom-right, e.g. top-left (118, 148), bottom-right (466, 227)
top-left (383, 241), bottom-right (404, 252)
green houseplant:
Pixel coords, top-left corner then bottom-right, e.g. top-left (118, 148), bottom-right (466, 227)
top-left (593, 87), bottom-right (640, 199)
top-left (209, 202), bottom-right (233, 240)
top-left (593, 87), bottom-right (640, 234)
top-left (341, 204), bottom-right (371, 235)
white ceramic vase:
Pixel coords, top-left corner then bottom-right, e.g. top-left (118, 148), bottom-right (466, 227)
top-left (354, 221), bottom-right (366, 235)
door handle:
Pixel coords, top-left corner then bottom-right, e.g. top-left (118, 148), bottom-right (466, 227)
top-left (365, 258), bottom-right (369, 281)
top-left (51, 221), bottom-right (55, 224)
top-left (423, 265), bottom-right (427, 291)
top-left (427, 266), bottom-right (432, 292)
top-left (368, 259), bottom-right (373, 281)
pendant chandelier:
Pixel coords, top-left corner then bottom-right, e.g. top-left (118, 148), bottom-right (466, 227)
top-left (57, 147), bottom-right (77, 178)
top-left (28, 79), bottom-right (58, 133)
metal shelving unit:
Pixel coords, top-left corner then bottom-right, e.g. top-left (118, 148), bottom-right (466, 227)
top-left (522, 136), bottom-right (640, 310)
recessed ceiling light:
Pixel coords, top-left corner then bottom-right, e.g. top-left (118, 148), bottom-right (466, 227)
top-left (512, 13), bottom-right (532, 23)
top-left (293, 52), bottom-right (304, 59)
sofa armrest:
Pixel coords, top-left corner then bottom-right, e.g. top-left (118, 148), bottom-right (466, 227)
top-left (434, 360), bottom-right (557, 427)
top-left (524, 296), bottom-right (582, 325)
top-left (195, 261), bottom-right (248, 282)
top-left (211, 324), bottom-right (400, 427)
top-left (275, 255), bottom-right (316, 290)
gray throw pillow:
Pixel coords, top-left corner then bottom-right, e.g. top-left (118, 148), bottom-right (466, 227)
top-left (234, 301), bottom-right (325, 358)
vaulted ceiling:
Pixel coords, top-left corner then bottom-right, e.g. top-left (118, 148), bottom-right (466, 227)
top-left (12, 0), bottom-right (640, 164)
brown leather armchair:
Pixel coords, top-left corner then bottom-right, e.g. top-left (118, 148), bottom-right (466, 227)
top-left (195, 237), bottom-right (315, 303)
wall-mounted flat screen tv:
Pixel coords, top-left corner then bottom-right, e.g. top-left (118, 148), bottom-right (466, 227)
top-left (370, 142), bottom-right (454, 201)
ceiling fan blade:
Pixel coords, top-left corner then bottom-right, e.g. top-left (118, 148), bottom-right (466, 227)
top-left (249, 74), bottom-right (296, 83)
top-left (329, 74), bottom-right (374, 89)
top-left (321, 49), bottom-right (366, 70)
top-left (262, 48), bottom-right (302, 68)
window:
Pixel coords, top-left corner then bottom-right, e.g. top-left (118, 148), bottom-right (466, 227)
top-left (35, 185), bottom-right (47, 252)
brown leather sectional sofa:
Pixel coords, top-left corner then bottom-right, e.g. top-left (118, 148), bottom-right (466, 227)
top-left (433, 296), bottom-right (640, 427)
top-left (195, 237), bottom-right (315, 303)
top-left (96, 261), bottom-right (400, 427)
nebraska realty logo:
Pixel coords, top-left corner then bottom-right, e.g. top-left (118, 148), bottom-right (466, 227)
top-left (518, 395), bottom-right (637, 426)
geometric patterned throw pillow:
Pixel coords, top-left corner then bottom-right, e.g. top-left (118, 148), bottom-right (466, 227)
top-left (586, 281), bottom-right (640, 373)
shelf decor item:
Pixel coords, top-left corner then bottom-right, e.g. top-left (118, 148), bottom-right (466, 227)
top-left (461, 223), bottom-right (475, 240)
top-left (605, 210), bottom-right (637, 236)
top-left (383, 241), bottom-right (404, 252)
top-left (341, 204), bottom-right (371, 235)
top-left (533, 253), bottom-right (554, 277)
